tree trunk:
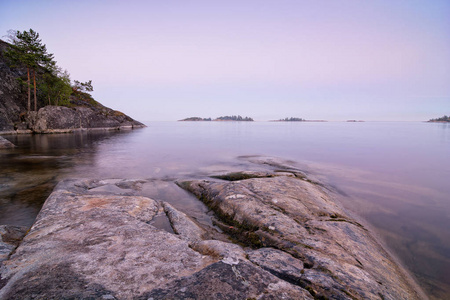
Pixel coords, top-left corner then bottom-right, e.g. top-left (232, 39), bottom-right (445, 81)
top-left (48, 95), bottom-right (51, 105)
top-left (33, 69), bottom-right (37, 111)
top-left (27, 67), bottom-right (31, 112)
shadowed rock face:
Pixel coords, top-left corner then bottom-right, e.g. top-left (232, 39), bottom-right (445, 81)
top-left (0, 168), bottom-right (423, 299)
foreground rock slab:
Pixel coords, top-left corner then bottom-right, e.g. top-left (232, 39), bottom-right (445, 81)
top-left (0, 178), bottom-right (312, 299)
top-left (0, 167), bottom-right (424, 299)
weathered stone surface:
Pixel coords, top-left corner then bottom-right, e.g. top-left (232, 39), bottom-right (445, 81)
top-left (0, 170), bottom-right (424, 299)
top-left (247, 247), bottom-right (304, 282)
top-left (181, 172), bottom-right (423, 300)
top-left (191, 239), bottom-right (247, 262)
top-left (140, 260), bottom-right (313, 300)
top-left (0, 136), bottom-right (15, 148)
top-left (0, 179), bottom-right (315, 299)
top-left (27, 105), bottom-right (145, 133)
top-left (0, 183), bottom-right (216, 299)
top-left (163, 201), bottom-right (205, 243)
top-left (0, 225), bottom-right (27, 264)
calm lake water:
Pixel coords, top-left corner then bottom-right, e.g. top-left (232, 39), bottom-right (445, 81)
top-left (1, 121), bottom-right (449, 299)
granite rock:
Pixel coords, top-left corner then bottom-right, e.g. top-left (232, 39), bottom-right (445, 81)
top-left (180, 171), bottom-right (423, 300)
top-left (0, 170), bottom-right (425, 299)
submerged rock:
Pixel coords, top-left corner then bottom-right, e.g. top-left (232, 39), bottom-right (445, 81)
top-left (0, 136), bottom-right (15, 148)
top-left (0, 172), bottom-right (424, 299)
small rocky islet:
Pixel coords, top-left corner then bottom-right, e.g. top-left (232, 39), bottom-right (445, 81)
top-left (0, 158), bottom-right (424, 299)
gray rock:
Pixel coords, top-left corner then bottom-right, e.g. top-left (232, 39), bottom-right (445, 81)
top-left (0, 179), bottom-right (313, 299)
top-left (0, 136), bottom-right (15, 148)
top-left (247, 247), bottom-right (304, 283)
top-left (140, 260), bottom-right (313, 300)
top-left (162, 201), bottom-right (205, 243)
top-left (27, 105), bottom-right (145, 133)
top-left (191, 239), bottom-right (247, 262)
top-left (0, 173), bottom-right (425, 299)
top-left (0, 225), bottom-right (28, 264)
top-left (181, 173), bottom-right (423, 300)
top-left (0, 187), bottom-right (214, 299)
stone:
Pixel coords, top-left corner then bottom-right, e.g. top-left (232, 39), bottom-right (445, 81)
top-left (181, 172), bottom-right (423, 299)
top-left (162, 201), bottom-right (205, 243)
top-left (247, 247), bottom-right (304, 283)
top-left (0, 225), bottom-right (28, 264)
top-left (0, 136), bottom-right (15, 148)
top-left (0, 171), bottom-right (425, 299)
top-left (27, 105), bottom-right (145, 133)
top-left (0, 187), bottom-right (214, 299)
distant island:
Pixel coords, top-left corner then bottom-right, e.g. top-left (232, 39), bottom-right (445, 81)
top-left (347, 120), bottom-right (365, 122)
top-left (215, 115), bottom-right (253, 121)
top-left (179, 117), bottom-right (212, 121)
top-left (276, 117), bottom-right (305, 122)
top-left (179, 115), bottom-right (254, 122)
top-left (428, 115), bottom-right (449, 123)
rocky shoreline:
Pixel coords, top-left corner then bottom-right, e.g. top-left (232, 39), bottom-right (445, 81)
top-left (0, 105), bottom-right (145, 135)
top-left (0, 160), bottom-right (425, 299)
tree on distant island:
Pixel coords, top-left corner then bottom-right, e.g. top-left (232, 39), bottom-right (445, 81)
top-left (278, 117), bottom-right (304, 122)
top-left (215, 115), bottom-right (254, 121)
top-left (429, 115), bottom-right (450, 122)
top-left (179, 117), bottom-right (212, 121)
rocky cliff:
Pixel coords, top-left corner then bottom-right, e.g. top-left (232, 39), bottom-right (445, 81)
top-left (0, 39), bottom-right (144, 134)
top-left (0, 160), bottom-right (424, 299)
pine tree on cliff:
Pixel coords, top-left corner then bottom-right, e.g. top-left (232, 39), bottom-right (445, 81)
top-left (5, 29), bottom-right (54, 112)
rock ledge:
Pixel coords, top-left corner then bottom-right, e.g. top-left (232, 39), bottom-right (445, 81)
top-left (0, 171), bottom-right (423, 299)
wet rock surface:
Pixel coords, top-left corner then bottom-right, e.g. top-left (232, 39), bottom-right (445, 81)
top-left (0, 164), bottom-right (424, 299)
top-left (0, 136), bottom-right (15, 148)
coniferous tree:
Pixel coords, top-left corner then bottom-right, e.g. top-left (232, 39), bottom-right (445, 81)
top-left (5, 29), bottom-right (54, 112)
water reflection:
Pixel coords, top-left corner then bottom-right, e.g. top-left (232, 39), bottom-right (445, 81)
top-left (0, 131), bottom-right (129, 227)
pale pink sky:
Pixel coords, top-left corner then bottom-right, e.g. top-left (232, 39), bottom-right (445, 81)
top-left (1, 0), bottom-right (449, 121)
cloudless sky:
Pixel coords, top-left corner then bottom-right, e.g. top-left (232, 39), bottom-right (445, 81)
top-left (1, 0), bottom-right (449, 121)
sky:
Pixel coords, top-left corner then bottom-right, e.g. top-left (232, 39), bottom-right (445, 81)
top-left (1, 0), bottom-right (449, 121)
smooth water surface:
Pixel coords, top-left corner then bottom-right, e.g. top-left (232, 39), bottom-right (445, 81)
top-left (1, 121), bottom-right (449, 299)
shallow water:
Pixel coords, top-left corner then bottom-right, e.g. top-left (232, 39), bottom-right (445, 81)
top-left (1, 121), bottom-right (449, 299)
